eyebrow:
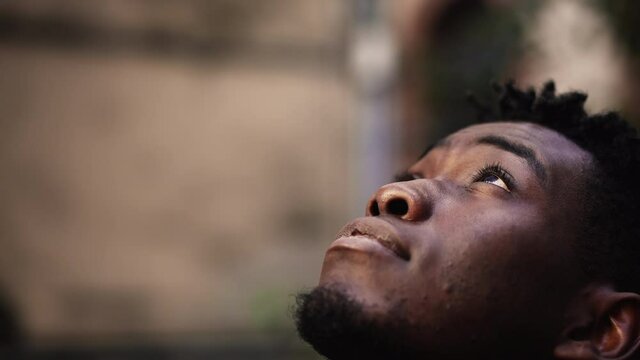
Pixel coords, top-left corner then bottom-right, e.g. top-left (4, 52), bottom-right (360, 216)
top-left (476, 135), bottom-right (547, 183)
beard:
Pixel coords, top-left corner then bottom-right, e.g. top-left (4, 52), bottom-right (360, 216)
top-left (295, 287), bottom-right (555, 360)
top-left (294, 285), bottom-right (424, 360)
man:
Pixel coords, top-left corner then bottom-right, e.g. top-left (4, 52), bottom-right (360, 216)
top-left (294, 82), bottom-right (640, 359)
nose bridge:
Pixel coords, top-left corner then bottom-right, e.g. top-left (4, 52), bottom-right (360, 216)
top-left (366, 180), bottom-right (434, 221)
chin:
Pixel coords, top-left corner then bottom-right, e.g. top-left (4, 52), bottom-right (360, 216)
top-left (294, 285), bottom-right (428, 360)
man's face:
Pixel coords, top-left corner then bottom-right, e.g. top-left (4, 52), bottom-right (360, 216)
top-left (304, 122), bottom-right (595, 358)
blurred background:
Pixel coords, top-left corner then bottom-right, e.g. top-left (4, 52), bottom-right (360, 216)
top-left (0, 0), bottom-right (639, 358)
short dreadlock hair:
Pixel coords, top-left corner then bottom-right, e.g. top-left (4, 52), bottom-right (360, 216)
top-left (468, 81), bottom-right (640, 293)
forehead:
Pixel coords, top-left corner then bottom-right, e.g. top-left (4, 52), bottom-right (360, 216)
top-left (452, 122), bottom-right (565, 146)
top-left (445, 122), bottom-right (589, 163)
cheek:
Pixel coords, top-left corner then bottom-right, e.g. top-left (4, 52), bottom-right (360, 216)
top-left (424, 204), bottom-right (560, 319)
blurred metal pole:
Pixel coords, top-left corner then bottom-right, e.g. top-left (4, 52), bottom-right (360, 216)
top-left (349, 0), bottom-right (399, 217)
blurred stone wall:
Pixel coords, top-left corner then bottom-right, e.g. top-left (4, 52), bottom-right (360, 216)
top-left (0, 0), bottom-right (351, 344)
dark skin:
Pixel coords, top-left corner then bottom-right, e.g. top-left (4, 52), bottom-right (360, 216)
top-left (317, 122), bottom-right (640, 359)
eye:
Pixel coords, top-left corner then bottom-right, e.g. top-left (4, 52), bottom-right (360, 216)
top-left (478, 173), bottom-right (509, 190)
top-left (472, 163), bottom-right (513, 192)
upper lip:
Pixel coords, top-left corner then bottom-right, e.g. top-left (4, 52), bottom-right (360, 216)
top-left (335, 217), bottom-right (410, 260)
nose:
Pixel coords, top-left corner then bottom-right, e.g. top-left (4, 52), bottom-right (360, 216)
top-left (366, 180), bottom-right (432, 221)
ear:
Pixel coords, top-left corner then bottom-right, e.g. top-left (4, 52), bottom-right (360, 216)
top-left (555, 285), bottom-right (640, 360)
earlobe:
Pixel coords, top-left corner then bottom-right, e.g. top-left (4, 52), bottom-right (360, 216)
top-left (554, 285), bottom-right (640, 360)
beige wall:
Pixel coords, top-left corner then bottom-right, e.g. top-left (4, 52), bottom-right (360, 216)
top-left (0, 0), bottom-right (352, 342)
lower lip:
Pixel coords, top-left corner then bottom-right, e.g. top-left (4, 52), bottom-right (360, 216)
top-left (328, 236), bottom-right (397, 257)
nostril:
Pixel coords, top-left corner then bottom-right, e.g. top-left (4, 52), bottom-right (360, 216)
top-left (369, 200), bottom-right (380, 216)
top-left (387, 198), bottom-right (409, 217)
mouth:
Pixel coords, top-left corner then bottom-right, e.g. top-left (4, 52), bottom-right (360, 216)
top-left (332, 218), bottom-right (410, 261)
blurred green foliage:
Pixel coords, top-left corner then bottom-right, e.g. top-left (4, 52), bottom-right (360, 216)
top-left (250, 288), bottom-right (293, 331)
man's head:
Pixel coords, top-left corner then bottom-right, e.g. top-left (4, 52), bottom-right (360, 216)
top-left (295, 82), bottom-right (640, 359)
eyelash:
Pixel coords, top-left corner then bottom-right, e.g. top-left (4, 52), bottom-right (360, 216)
top-left (471, 163), bottom-right (515, 190)
top-left (394, 163), bottom-right (515, 190)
